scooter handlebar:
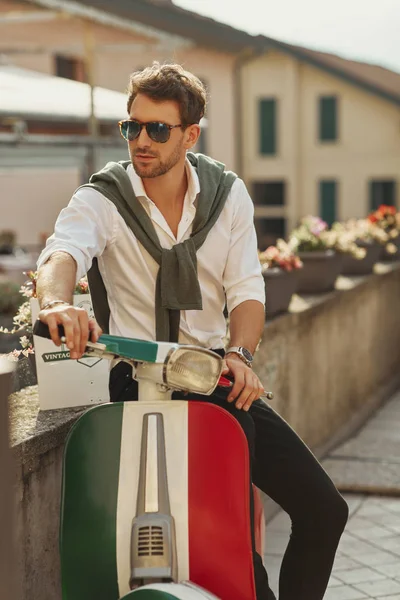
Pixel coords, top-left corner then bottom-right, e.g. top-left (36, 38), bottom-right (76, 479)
top-left (33, 319), bottom-right (94, 342)
top-left (33, 319), bottom-right (63, 340)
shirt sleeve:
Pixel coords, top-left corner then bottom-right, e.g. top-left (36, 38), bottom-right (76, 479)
top-left (223, 178), bottom-right (266, 313)
top-left (36, 187), bottom-right (116, 284)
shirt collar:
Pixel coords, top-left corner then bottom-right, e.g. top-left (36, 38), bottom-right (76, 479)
top-left (127, 156), bottom-right (200, 207)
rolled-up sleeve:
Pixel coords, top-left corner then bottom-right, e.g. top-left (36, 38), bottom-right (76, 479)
top-left (37, 188), bottom-right (115, 283)
top-left (223, 178), bottom-right (265, 313)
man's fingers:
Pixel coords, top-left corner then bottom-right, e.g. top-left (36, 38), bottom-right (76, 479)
top-left (235, 372), bottom-right (255, 410)
top-left (46, 315), bottom-right (62, 346)
top-left (77, 309), bottom-right (89, 357)
top-left (242, 375), bottom-right (263, 411)
top-left (58, 313), bottom-right (77, 356)
top-left (227, 370), bottom-right (245, 402)
top-left (88, 319), bottom-right (103, 343)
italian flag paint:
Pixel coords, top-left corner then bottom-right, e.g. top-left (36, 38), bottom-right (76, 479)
top-left (60, 401), bottom-right (256, 600)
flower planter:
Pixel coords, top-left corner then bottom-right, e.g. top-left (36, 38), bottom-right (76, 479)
top-left (341, 241), bottom-right (382, 276)
top-left (297, 250), bottom-right (343, 294)
top-left (380, 236), bottom-right (400, 261)
top-left (263, 268), bottom-right (299, 319)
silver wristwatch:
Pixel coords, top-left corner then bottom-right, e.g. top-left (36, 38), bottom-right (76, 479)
top-left (225, 346), bottom-right (254, 368)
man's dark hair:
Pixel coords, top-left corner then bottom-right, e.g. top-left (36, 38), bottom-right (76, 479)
top-left (127, 62), bottom-right (207, 127)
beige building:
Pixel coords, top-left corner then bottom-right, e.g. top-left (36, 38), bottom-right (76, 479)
top-left (240, 41), bottom-right (400, 248)
top-left (1, 0), bottom-right (400, 251)
top-left (0, 0), bottom-right (255, 170)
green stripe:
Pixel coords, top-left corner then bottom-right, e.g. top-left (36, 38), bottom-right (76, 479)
top-left (99, 334), bottom-right (158, 363)
top-left (60, 404), bottom-right (124, 600)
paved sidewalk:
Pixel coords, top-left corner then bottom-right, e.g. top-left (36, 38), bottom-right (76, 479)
top-left (264, 391), bottom-right (400, 599)
top-left (265, 493), bottom-right (400, 599)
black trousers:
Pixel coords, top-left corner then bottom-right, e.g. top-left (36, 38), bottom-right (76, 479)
top-left (110, 361), bottom-right (349, 600)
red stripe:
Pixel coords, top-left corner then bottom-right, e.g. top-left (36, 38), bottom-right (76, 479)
top-left (188, 402), bottom-right (256, 600)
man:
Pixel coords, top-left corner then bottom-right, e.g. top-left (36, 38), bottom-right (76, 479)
top-left (36, 62), bottom-right (348, 599)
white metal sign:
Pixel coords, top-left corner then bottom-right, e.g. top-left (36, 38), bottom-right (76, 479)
top-left (31, 295), bottom-right (110, 410)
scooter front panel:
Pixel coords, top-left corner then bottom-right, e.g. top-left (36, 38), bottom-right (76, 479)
top-left (60, 400), bottom-right (256, 600)
top-left (188, 402), bottom-right (256, 600)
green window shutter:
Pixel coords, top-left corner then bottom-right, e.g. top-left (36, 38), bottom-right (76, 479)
top-left (319, 96), bottom-right (337, 141)
top-left (259, 99), bottom-right (276, 155)
top-left (369, 180), bottom-right (396, 211)
top-left (319, 180), bottom-right (337, 226)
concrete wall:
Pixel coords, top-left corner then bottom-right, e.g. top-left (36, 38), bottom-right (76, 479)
top-left (9, 264), bottom-right (400, 599)
top-left (242, 50), bottom-right (400, 233)
top-left (254, 266), bottom-right (400, 448)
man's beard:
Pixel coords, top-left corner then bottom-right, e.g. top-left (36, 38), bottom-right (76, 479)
top-left (131, 139), bottom-right (182, 179)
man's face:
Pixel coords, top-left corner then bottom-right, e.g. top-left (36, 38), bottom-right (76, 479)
top-left (128, 94), bottom-right (190, 179)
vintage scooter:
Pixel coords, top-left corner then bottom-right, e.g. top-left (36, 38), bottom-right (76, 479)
top-left (33, 321), bottom-right (271, 600)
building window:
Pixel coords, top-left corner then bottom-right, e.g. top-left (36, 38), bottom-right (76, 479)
top-left (369, 180), bottom-right (396, 211)
top-left (254, 217), bottom-right (285, 249)
top-left (319, 96), bottom-right (338, 142)
top-left (54, 54), bottom-right (86, 82)
top-left (253, 181), bottom-right (285, 206)
top-left (319, 180), bottom-right (337, 226)
top-left (259, 98), bottom-right (277, 155)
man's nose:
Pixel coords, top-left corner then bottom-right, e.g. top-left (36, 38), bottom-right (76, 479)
top-left (136, 125), bottom-right (152, 147)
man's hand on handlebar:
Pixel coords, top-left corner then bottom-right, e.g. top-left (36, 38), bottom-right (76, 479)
top-left (222, 354), bottom-right (265, 412)
top-left (38, 304), bottom-right (102, 359)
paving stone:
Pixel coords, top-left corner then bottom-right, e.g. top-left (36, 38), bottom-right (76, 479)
top-left (355, 578), bottom-right (400, 597)
top-left (267, 511), bottom-right (291, 533)
top-left (264, 531), bottom-right (289, 555)
top-left (323, 585), bottom-right (369, 599)
top-left (374, 563), bottom-right (400, 578)
top-left (342, 494), bottom-right (366, 517)
top-left (331, 437), bottom-right (400, 461)
top-left (352, 524), bottom-right (396, 540)
top-left (352, 549), bottom-right (399, 566)
top-left (333, 556), bottom-right (364, 571)
top-left (335, 566), bottom-right (386, 584)
top-left (323, 457), bottom-right (400, 491)
top-left (329, 575), bottom-right (346, 587)
top-left (378, 536), bottom-right (400, 555)
top-left (338, 533), bottom-right (378, 554)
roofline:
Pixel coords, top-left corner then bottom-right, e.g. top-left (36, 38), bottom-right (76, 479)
top-left (73, 0), bottom-right (255, 53)
top-left (253, 36), bottom-right (400, 107)
top-left (25, 0), bottom-right (191, 48)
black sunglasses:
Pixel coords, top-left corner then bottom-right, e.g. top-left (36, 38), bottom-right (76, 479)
top-left (118, 119), bottom-right (182, 144)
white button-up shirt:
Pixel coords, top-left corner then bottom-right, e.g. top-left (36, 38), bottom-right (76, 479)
top-left (37, 159), bottom-right (265, 349)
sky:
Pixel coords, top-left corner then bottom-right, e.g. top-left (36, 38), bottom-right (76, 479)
top-left (174, 0), bottom-right (400, 73)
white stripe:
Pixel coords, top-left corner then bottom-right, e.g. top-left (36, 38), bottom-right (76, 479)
top-left (116, 401), bottom-right (189, 597)
top-left (145, 415), bottom-right (159, 513)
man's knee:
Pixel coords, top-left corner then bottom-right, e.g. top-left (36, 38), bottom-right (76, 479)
top-left (296, 487), bottom-right (349, 540)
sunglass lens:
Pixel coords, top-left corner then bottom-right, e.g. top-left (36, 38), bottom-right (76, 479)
top-left (147, 122), bottom-right (170, 143)
top-left (120, 121), bottom-right (140, 141)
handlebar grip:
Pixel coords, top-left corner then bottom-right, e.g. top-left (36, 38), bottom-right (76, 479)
top-left (33, 319), bottom-right (65, 340)
top-left (33, 319), bottom-right (94, 343)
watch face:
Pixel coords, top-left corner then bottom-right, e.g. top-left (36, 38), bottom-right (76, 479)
top-left (241, 347), bottom-right (253, 362)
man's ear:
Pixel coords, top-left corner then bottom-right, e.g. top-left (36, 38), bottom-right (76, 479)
top-left (184, 124), bottom-right (201, 150)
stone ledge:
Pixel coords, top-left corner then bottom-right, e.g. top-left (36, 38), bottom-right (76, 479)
top-left (9, 385), bottom-right (86, 472)
top-left (8, 261), bottom-right (400, 474)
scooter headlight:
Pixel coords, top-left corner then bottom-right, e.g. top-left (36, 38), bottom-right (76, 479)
top-left (164, 346), bottom-right (223, 395)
